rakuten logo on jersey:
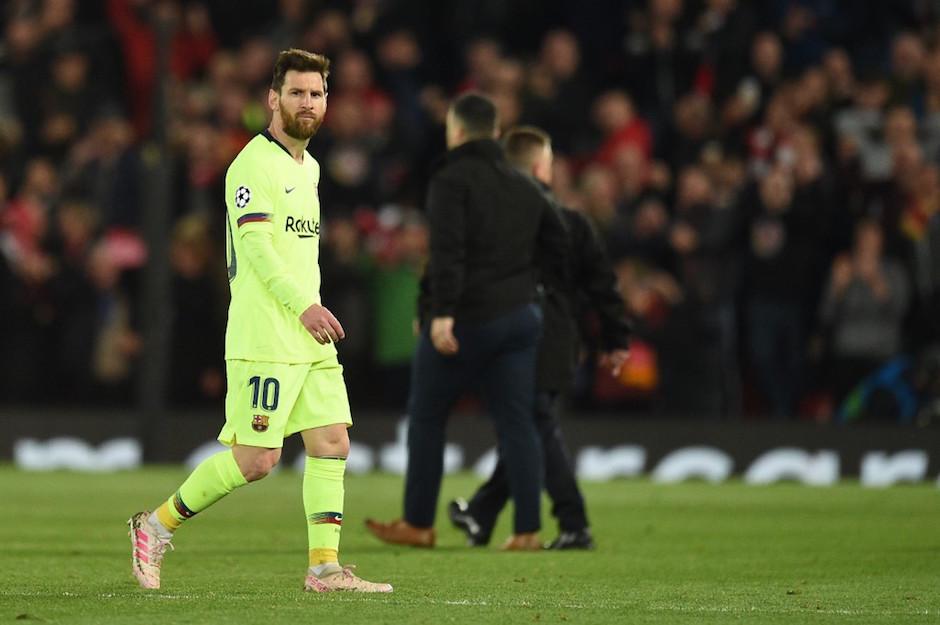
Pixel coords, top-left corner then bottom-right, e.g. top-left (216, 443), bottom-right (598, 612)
top-left (285, 216), bottom-right (320, 238)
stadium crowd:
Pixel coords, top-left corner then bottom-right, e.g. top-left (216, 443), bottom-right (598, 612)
top-left (2, 0), bottom-right (940, 423)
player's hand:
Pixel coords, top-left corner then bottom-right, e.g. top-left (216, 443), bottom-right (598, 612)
top-left (430, 316), bottom-right (459, 355)
top-left (600, 349), bottom-right (630, 377)
top-left (300, 304), bottom-right (345, 344)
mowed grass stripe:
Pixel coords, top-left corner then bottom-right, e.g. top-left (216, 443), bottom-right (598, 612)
top-left (0, 467), bottom-right (937, 625)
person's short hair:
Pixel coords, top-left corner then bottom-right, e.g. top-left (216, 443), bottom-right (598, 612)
top-left (271, 48), bottom-right (331, 94)
top-left (503, 125), bottom-right (551, 170)
top-left (450, 92), bottom-right (498, 138)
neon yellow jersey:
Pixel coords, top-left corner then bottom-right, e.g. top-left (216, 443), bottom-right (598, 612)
top-left (223, 130), bottom-right (336, 363)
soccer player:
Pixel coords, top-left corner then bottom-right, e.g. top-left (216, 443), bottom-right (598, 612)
top-left (128, 49), bottom-right (391, 593)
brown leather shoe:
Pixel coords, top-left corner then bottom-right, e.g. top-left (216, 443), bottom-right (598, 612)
top-left (365, 518), bottom-right (436, 548)
top-left (500, 532), bottom-right (542, 551)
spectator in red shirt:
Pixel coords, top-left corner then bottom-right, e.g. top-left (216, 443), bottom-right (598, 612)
top-left (107, 0), bottom-right (218, 137)
top-left (592, 90), bottom-right (653, 165)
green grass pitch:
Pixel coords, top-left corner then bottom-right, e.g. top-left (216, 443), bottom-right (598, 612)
top-left (0, 466), bottom-right (937, 624)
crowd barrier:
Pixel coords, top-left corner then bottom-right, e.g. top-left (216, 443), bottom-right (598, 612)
top-left (3, 408), bottom-right (939, 486)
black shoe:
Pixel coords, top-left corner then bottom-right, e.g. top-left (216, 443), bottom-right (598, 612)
top-left (447, 498), bottom-right (490, 546)
top-left (545, 528), bottom-right (595, 550)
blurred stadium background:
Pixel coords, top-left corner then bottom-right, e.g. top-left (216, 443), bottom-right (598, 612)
top-left (2, 0), bottom-right (940, 480)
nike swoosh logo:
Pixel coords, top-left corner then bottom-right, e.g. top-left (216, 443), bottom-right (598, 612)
top-left (285, 187), bottom-right (295, 194)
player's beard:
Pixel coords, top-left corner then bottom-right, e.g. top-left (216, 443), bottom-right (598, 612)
top-left (281, 108), bottom-right (322, 140)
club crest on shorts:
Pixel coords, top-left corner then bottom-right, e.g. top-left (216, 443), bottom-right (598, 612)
top-left (251, 414), bottom-right (269, 432)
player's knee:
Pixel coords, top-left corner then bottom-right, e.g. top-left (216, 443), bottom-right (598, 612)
top-left (304, 425), bottom-right (350, 458)
top-left (331, 436), bottom-right (350, 459)
top-left (240, 449), bottom-right (281, 482)
top-left (324, 428), bottom-right (350, 458)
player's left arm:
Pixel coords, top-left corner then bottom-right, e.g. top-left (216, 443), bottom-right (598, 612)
top-left (240, 233), bottom-right (344, 344)
top-left (425, 169), bottom-right (466, 354)
top-left (534, 191), bottom-right (570, 293)
top-left (426, 168), bottom-right (467, 320)
top-left (227, 162), bottom-right (343, 344)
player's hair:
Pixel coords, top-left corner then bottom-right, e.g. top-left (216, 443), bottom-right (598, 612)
top-left (503, 126), bottom-right (551, 170)
top-left (271, 48), bottom-right (331, 94)
top-left (450, 92), bottom-right (499, 138)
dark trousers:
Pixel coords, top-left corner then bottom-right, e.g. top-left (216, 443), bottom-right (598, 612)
top-left (404, 303), bottom-right (543, 533)
top-left (467, 392), bottom-right (588, 540)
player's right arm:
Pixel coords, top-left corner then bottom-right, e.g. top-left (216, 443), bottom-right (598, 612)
top-left (566, 208), bottom-right (631, 374)
top-left (226, 160), bottom-right (344, 344)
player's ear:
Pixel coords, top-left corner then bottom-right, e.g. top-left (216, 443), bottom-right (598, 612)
top-left (268, 88), bottom-right (279, 112)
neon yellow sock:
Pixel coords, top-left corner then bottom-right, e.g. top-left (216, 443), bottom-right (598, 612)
top-left (155, 450), bottom-right (248, 531)
top-left (309, 548), bottom-right (338, 567)
top-left (304, 456), bottom-right (345, 566)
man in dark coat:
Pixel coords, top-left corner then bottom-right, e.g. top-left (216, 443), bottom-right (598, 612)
top-left (449, 125), bottom-right (631, 549)
top-left (365, 95), bottom-right (568, 550)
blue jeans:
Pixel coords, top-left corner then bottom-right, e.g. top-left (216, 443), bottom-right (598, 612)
top-left (404, 303), bottom-right (543, 533)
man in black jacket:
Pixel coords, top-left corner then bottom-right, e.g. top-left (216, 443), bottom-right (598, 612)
top-left (365, 94), bottom-right (568, 550)
top-left (449, 126), bottom-right (631, 550)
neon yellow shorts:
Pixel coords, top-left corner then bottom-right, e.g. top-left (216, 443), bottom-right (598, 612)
top-left (218, 357), bottom-right (353, 448)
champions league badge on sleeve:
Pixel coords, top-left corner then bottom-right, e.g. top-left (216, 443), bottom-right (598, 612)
top-left (235, 186), bottom-right (251, 208)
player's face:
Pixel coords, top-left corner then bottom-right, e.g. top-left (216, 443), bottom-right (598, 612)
top-left (276, 70), bottom-right (327, 140)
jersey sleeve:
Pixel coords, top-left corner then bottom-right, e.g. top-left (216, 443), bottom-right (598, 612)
top-left (241, 230), bottom-right (317, 317)
top-left (226, 157), bottom-right (275, 235)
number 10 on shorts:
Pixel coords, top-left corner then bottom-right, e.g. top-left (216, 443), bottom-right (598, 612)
top-left (248, 376), bottom-right (280, 411)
